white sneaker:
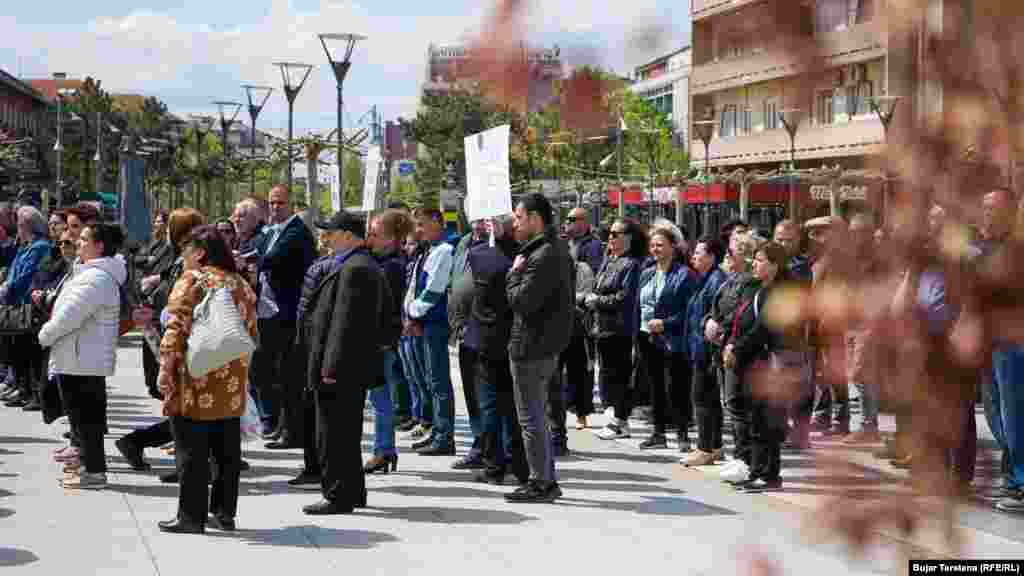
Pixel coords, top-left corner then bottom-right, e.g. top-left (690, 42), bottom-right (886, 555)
top-left (595, 421), bottom-right (630, 440)
top-left (720, 460), bottom-right (749, 483)
top-left (603, 407), bottom-right (615, 419)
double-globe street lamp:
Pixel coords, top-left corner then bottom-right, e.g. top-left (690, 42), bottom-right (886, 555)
top-left (693, 114), bottom-right (716, 238)
top-left (189, 114), bottom-right (214, 210)
top-left (52, 72), bottom-right (68, 208)
top-left (242, 85), bottom-right (273, 197)
top-left (778, 108), bottom-right (804, 221)
top-left (319, 33), bottom-right (365, 209)
top-left (214, 100), bottom-right (243, 218)
top-left (275, 62), bottom-right (314, 198)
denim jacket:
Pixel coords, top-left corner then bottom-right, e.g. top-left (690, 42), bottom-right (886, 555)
top-left (637, 261), bottom-right (696, 354)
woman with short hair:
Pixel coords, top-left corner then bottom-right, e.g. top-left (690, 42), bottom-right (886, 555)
top-left (586, 218), bottom-right (645, 440)
top-left (38, 223), bottom-right (126, 490)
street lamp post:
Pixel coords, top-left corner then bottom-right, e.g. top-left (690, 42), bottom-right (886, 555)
top-left (275, 62), bottom-right (314, 201)
top-left (93, 111), bottom-right (103, 196)
top-left (214, 101), bottom-right (243, 219)
top-left (778, 108), bottom-right (803, 221)
top-left (242, 85), bottom-right (273, 198)
top-left (694, 116), bottom-right (716, 238)
top-left (869, 95), bottom-right (901, 226)
top-left (52, 72), bottom-right (67, 208)
top-left (319, 33), bottom-right (366, 210)
top-left (189, 114), bottom-right (214, 210)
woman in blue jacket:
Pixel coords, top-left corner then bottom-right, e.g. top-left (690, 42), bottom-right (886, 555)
top-left (681, 236), bottom-right (727, 466)
top-left (635, 225), bottom-right (696, 450)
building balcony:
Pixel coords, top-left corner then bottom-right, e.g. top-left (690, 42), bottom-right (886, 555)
top-left (630, 68), bottom-right (690, 95)
top-left (691, 23), bottom-right (885, 95)
top-left (690, 116), bottom-right (885, 168)
top-left (691, 0), bottom-right (762, 22)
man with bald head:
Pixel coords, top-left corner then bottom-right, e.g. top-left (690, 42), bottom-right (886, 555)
top-left (565, 207), bottom-right (603, 277)
top-left (253, 186), bottom-right (317, 448)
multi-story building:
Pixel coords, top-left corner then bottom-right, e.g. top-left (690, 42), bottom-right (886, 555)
top-left (688, 0), bottom-right (889, 232)
top-left (631, 46), bottom-right (691, 147)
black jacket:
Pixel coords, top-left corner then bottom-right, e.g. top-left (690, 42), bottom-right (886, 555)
top-left (134, 239), bottom-right (174, 278)
top-left (465, 237), bottom-right (517, 361)
top-left (257, 217), bottom-right (317, 321)
top-left (306, 248), bottom-right (391, 392)
top-left (506, 231), bottom-right (574, 362)
top-left (587, 255), bottom-right (641, 339)
top-left (375, 250), bottom-right (407, 348)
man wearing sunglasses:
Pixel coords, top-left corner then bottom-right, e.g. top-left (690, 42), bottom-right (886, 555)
top-left (565, 207), bottom-right (604, 277)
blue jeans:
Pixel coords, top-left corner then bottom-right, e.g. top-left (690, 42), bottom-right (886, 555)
top-left (369, 383), bottom-right (395, 457)
top-left (476, 355), bottom-right (528, 480)
top-left (400, 336), bottom-right (431, 425)
top-left (417, 322), bottom-right (454, 447)
top-left (991, 345), bottom-right (1024, 489)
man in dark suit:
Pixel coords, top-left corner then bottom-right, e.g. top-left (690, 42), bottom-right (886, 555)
top-left (253, 186), bottom-right (316, 449)
top-left (303, 211), bottom-right (391, 515)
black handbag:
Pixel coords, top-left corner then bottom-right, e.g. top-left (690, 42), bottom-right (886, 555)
top-left (0, 304), bottom-right (42, 335)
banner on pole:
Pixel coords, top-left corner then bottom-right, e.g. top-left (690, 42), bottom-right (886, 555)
top-left (362, 145), bottom-right (381, 212)
top-left (464, 125), bottom-right (512, 223)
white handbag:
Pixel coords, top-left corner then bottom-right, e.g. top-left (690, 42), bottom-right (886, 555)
top-left (186, 272), bottom-right (256, 378)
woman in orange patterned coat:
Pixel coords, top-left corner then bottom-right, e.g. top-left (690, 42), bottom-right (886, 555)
top-left (157, 225), bottom-right (258, 534)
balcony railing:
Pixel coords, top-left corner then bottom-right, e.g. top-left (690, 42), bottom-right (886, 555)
top-left (691, 23), bottom-right (885, 95)
top-left (691, 0), bottom-right (762, 21)
top-left (690, 116), bottom-right (886, 167)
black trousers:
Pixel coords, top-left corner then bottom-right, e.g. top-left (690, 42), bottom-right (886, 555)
top-left (301, 394), bottom-right (320, 476)
top-left (722, 367), bottom-right (751, 464)
top-left (596, 335), bottom-right (633, 422)
top-left (124, 418), bottom-right (173, 449)
top-left (547, 362), bottom-right (567, 448)
top-left (252, 318), bottom-right (298, 438)
top-left (12, 335), bottom-right (43, 398)
top-left (637, 333), bottom-right (691, 438)
top-left (171, 416), bottom-right (241, 524)
top-left (142, 339), bottom-right (160, 399)
top-left (458, 344), bottom-right (481, 450)
top-left (692, 362), bottom-right (723, 452)
top-left (476, 354), bottom-right (529, 481)
top-left (315, 385), bottom-right (367, 507)
top-left (749, 393), bottom-right (787, 482)
top-left (560, 319), bottom-right (594, 417)
top-left (56, 375), bottom-right (79, 447)
top-left (61, 375), bottom-right (107, 473)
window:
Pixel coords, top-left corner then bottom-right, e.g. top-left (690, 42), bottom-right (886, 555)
top-left (845, 81), bottom-right (873, 116)
top-left (817, 91), bottom-right (835, 125)
top-left (816, 0), bottom-right (848, 33)
top-left (720, 105), bottom-right (738, 138)
top-left (763, 100), bottom-right (779, 130)
top-left (740, 107), bottom-right (752, 134)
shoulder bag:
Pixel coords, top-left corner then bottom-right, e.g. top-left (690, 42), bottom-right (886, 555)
top-left (186, 271), bottom-right (256, 378)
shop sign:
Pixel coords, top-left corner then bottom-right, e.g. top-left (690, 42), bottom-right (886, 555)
top-left (809, 184), bottom-right (869, 202)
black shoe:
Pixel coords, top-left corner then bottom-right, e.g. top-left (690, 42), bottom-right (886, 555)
top-left (63, 432), bottom-right (72, 440)
top-left (411, 435), bottom-right (435, 450)
top-left (396, 418), bottom-right (418, 432)
top-left (239, 459), bottom-right (250, 471)
top-left (265, 439), bottom-right (301, 450)
top-left (416, 443), bottom-right (455, 456)
top-left (147, 387), bottom-right (163, 401)
top-left (287, 471), bottom-right (322, 488)
top-left (261, 427), bottom-right (282, 441)
top-left (474, 471), bottom-right (505, 485)
top-left (160, 471), bottom-right (179, 484)
top-left (4, 397), bottom-right (28, 408)
top-left (207, 515), bottom-right (236, 531)
top-left (22, 399), bottom-right (41, 412)
top-left (730, 477), bottom-right (759, 490)
top-left (505, 480), bottom-right (559, 503)
top-left (738, 478), bottom-right (783, 493)
top-left (450, 454), bottom-right (484, 470)
top-left (115, 438), bottom-right (151, 471)
top-left (364, 454), bottom-right (399, 474)
top-left (303, 500), bottom-right (354, 515)
top-left (158, 518), bottom-right (204, 534)
top-left (639, 435), bottom-right (667, 450)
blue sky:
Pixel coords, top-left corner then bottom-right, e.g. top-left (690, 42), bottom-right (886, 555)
top-left (5, 1), bottom-right (691, 137)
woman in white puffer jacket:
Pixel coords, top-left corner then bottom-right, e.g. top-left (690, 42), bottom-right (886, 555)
top-left (38, 223), bottom-right (126, 491)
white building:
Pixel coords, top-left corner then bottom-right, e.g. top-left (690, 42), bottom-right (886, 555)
top-left (630, 46), bottom-right (692, 148)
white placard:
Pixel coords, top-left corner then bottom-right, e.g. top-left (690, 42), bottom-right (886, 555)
top-left (464, 125), bottom-right (512, 223)
top-left (327, 164), bottom-right (341, 212)
top-left (362, 145), bottom-right (382, 212)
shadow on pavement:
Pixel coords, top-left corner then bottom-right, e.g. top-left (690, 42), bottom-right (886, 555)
top-left (557, 468), bottom-right (670, 484)
top-left (556, 495), bottom-right (738, 517)
top-left (0, 473), bottom-right (16, 478)
top-left (557, 481), bottom-right (685, 494)
top-left (0, 547), bottom-right (38, 567)
top-left (359, 505), bottom-right (536, 525)
top-left (566, 449), bottom-right (676, 465)
top-left (0, 488), bottom-right (13, 498)
top-left (205, 524), bottom-right (400, 548)
top-left (0, 435), bottom-right (61, 445)
top-left (0, 448), bottom-right (22, 456)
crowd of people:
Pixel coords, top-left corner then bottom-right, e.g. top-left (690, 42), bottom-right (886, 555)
top-left (1, 182), bottom-right (1021, 535)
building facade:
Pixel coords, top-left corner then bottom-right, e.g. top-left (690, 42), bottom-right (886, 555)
top-left (631, 46), bottom-right (692, 147)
